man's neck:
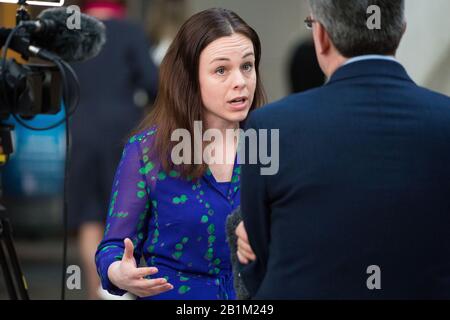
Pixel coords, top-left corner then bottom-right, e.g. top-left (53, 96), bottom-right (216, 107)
top-left (323, 54), bottom-right (348, 79)
top-left (326, 54), bottom-right (398, 79)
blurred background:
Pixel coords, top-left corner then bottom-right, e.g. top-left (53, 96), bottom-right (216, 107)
top-left (0, 0), bottom-right (449, 300)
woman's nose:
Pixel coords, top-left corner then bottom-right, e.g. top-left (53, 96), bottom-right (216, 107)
top-left (232, 70), bottom-right (247, 90)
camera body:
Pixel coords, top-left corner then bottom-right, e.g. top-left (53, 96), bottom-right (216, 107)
top-left (0, 2), bottom-right (65, 120)
top-left (0, 58), bottom-right (62, 119)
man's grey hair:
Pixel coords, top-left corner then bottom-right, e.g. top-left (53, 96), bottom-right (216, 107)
top-left (308, 0), bottom-right (405, 57)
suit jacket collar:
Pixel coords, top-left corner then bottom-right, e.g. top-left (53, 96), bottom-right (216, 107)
top-left (327, 59), bottom-right (415, 85)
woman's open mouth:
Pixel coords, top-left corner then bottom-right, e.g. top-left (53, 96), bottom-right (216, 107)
top-left (228, 96), bottom-right (249, 110)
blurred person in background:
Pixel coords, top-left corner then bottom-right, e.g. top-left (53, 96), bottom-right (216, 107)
top-left (288, 37), bottom-right (325, 93)
top-left (146, 0), bottom-right (188, 66)
top-left (68, 0), bottom-right (158, 299)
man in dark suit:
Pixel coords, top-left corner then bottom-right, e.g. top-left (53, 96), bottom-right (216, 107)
top-left (237, 0), bottom-right (450, 299)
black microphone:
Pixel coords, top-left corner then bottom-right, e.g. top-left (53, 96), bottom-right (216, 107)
top-left (23, 7), bottom-right (107, 62)
top-left (19, 19), bottom-right (59, 35)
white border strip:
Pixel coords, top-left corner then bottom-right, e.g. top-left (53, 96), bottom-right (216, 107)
top-left (0, 0), bottom-right (64, 7)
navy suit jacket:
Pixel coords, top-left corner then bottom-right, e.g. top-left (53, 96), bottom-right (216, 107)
top-left (240, 59), bottom-right (450, 299)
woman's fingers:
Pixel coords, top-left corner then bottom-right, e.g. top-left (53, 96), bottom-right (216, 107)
top-left (133, 277), bottom-right (168, 290)
top-left (133, 267), bottom-right (159, 279)
top-left (146, 283), bottom-right (174, 295)
top-left (237, 250), bottom-right (249, 264)
top-left (237, 237), bottom-right (255, 256)
top-left (235, 221), bottom-right (257, 262)
top-left (235, 222), bottom-right (249, 242)
top-left (122, 238), bottom-right (135, 261)
top-left (132, 278), bottom-right (174, 297)
top-left (142, 277), bottom-right (169, 288)
top-left (237, 237), bottom-right (256, 261)
top-left (134, 284), bottom-right (173, 298)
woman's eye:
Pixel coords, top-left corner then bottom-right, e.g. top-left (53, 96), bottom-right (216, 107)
top-left (216, 67), bottom-right (226, 75)
top-left (242, 62), bottom-right (254, 72)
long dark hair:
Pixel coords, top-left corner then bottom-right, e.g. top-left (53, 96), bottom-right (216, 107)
top-left (132, 8), bottom-right (267, 178)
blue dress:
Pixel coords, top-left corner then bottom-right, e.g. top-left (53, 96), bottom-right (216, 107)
top-left (95, 128), bottom-right (241, 299)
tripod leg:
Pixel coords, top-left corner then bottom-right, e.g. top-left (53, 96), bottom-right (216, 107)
top-left (0, 219), bottom-right (19, 300)
top-left (1, 218), bottom-right (29, 300)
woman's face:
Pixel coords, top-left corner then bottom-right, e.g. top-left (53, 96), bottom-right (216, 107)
top-left (199, 33), bottom-right (257, 129)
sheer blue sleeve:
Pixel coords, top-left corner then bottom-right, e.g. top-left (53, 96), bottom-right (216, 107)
top-left (95, 139), bottom-right (151, 296)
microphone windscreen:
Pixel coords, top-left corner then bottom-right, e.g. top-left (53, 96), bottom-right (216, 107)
top-left (36, 7), bottom-right (107, 62)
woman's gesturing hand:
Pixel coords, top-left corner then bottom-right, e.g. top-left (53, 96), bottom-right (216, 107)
top-left (107, 238), bottom-right (173, 298)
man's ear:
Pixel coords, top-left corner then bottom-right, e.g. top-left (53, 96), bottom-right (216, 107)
top-left (314, 22), bottom-right (331, 55)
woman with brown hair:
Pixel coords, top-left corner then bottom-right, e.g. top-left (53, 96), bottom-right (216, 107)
top-left (95, 8), bottom-right (266, 299)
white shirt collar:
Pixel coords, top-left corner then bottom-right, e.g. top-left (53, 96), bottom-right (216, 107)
top-left (343, 54), bottom-right (399, 66)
